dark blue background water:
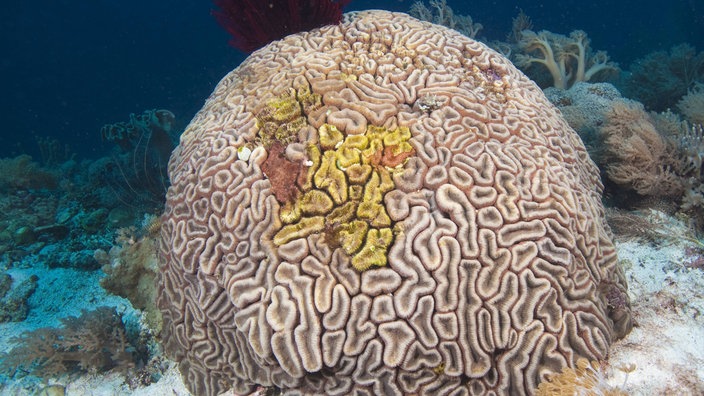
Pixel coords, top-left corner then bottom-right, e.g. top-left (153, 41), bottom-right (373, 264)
top-left (2, 0), bottom-right (702, 160)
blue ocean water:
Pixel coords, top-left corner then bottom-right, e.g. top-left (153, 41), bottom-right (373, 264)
top-left (2, 0), bottom-right (701, 160)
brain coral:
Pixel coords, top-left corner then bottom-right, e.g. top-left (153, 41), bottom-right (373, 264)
top-left (157, 10), bottom-right (633, 396)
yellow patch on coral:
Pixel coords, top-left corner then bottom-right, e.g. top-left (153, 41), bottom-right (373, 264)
top-left (348, 185), bottom-right (364, 200)
top-left (357, 201), bottom-right (391, 228)
top-left (326, 201), bottom-right (358, 224)
top-left (382, 126), bottom-right (411, 146)
top-left (268, 96), bottom-right (301, 122)
top-left (342, 134), bottom-right (369, 150)
top-left (338, 220), bottom-right (369, 255)
top-left (314, 151), bottom-right (348, 205)
top-left (319, 124), bottom-right (344, 150)
top-left (272, 122), bottom-right (415, 271)
top-left (256, 88), bottom-right (322, 147)
top-left (299, 190), bottom-right (334, 215)
top-left (301, 145), bottom-right (322, 191)
top-left (389, 141), bottom-right (414, 157)
top-left (362, 170), bottom-right (394, 204)
top-left (279, 201), bottom-right (301, 224)
top-left (346, 163), bottom-right (373, 184)
top-left (336, 147), bottom-right (361, 169)
top-left (295, 84), bottom-right (323, 115)
top-left (338, 73), bottom-right (358, 83)
top-left (273, 216), bottom-right (325, 246)
top-left (352, 228), bottom-right (393, 271)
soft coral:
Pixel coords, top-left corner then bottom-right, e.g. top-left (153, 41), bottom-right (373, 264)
top-left (515, 29), bottom-right (618, 89)
top-left (212, 0), bottom-right (351, 53)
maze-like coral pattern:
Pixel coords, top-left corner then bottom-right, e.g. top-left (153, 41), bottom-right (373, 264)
top-left (157, 10), bottom-right (633, 396)
top-left (272, 122), bottom-right (414, 271)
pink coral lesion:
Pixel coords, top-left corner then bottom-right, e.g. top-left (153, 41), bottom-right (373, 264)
top-left (380, 145), bottom-right (416, 168)
top-left (260, 141), bottom-right (306, 204)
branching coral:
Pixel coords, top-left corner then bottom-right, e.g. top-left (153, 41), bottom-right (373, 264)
top-left (678, 82), bottom-right (704, 125)
top-left (0, 155), bottom-right (57, 192)
top-left (599, 99), bottom-right (704, 230)
top-left (410, 0), bottom-right (483, 38)
top-left (100, 109), bottom-right (175, 154)
top-left (99, 109), bottom-right (176, 212)
top-left (97, 217), bottom-right (162, 332)
top-left (623, 43), bottom-right (704, 111)
top-left (602, 101), bottom-right (684, 197)
top-left (515, 29), bottom-right (618, 89)
top-left (677, 123), bottom-right (704, 225)
top-left (507, 10), bottom-right (532, 44)
top-left (677, 122), bottom-right (704, 179)
top-left (536, 358), bottom-right (629, 396)
top-left (0, 307), bottom-right (140, 379)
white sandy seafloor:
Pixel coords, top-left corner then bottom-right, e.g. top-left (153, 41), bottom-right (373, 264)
top-left (1, 211), bottom-right (703, 396)
top-left (605, 211), bottom-right (704, 395)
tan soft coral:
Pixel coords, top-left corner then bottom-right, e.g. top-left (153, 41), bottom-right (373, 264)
top-left (515, 29), bottom-right (618, 89)
top-left (97, 219), bottom-right (161, 332)
top-left (602, 101), bottom-right (685, 196)
top-left (536, 358), bottom-right (629, 396)
top-left (0, 307), bottom-right (136, 378)
top-left (0, 155), bottom-right (57, 191)
top-left (677, 82), bottom-right (704, 125)
top-left (601, 104), bottom-right (704, 230)
top-left (409, 0), bottom-right (483, 38)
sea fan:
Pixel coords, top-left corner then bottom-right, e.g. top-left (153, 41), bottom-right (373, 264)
top-left (212, 0), bottom-right (351, 52)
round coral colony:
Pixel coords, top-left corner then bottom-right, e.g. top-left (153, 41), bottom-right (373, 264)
top-left (157, 10), bottom-right (633, 396)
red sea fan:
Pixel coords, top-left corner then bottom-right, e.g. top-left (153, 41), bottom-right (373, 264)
top-left (212, 0), bottom-right (351, 52)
